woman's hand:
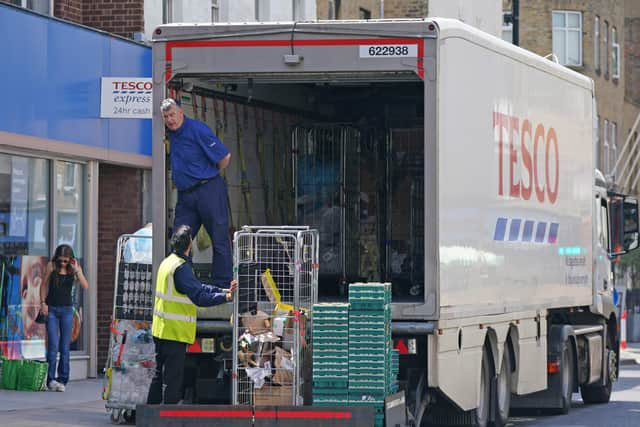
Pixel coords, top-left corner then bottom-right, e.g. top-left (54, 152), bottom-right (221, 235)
top-left (41, 302), bottom-right (48, 316)
top-left (72, 259), bottom-right (90, 289)
top-left (72, 258), bottom-right (83, 275)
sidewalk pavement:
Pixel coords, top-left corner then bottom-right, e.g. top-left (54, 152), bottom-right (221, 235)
top-left (0, 378), bottom-right (114, 427)
top-left (620, 341), bottom-right (640, 365)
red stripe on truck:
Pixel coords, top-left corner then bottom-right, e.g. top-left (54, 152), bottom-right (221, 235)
top-left (255, 410), bottom-right (353, 419)
top-left (165, 38), bottom-right (424, 81)
top-left (159, 409), bottom-right (252, 418)
top-left (158, 409), bottom-right (353, 419)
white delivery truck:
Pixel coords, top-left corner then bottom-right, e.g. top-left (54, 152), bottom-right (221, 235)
top-left (148, 18), bottom-right (640, 427)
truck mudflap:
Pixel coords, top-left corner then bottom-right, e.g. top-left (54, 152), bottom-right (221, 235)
top-left (136, 405), bottom-right (375, 427)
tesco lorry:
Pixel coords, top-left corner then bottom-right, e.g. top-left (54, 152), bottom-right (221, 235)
top-left (148, 18), bottom-right (640, 427)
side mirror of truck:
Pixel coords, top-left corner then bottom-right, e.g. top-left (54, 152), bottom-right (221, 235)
top-left (609, 196), bottom-right (639, 257)
top-left (622, 197), bottom-right (639, 252)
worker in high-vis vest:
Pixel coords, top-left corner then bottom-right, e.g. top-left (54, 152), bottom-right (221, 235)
top-left (147, 224), bottom-right (237, 405)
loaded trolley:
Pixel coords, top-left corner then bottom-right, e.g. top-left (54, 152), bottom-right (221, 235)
top-left (232, 226), bottom-right (318, 407)
top-left (103, 233), bottom-right (155, 424)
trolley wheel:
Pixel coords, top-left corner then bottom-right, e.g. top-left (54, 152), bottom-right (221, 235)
top-left (123, 409), bottom-right (136, 424)
top-left (110, 408), bottom-right (125, 424)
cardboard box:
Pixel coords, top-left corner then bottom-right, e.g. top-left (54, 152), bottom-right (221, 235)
top-left (254, 384), bottom-right (293, 406)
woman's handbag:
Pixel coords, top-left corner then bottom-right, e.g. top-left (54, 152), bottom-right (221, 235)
top-left (35, 310), bottom-right (47, 324)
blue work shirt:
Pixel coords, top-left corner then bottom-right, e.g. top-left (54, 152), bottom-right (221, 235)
top-left (173, 253), bottom-right (228, 307)
top-left (168, 116), bottom-right (230, 191)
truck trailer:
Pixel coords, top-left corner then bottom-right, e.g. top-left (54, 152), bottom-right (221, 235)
top-left (149, 18), bottom-right (640, 426)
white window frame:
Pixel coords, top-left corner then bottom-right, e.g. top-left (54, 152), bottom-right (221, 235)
top-left (612, 27), bottom-right (620, 80)
top-left (552, 10), bottom-right (583, 67)
top-left (211, 0), bottom-right (220, 23)
top-left (594, 16), bottom-right (600, 71)
top-left (604, 119), bottom-right (610, 174)
top-left (604, 20), bottom-right (609, 78)
top-left (595, 115), bottom-right (600, 168)
top-left (13, 0), bottom-right (53, 16)
top-left (611, 122), bottom-right (617, 176)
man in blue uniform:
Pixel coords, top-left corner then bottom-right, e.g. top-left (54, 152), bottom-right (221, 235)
top-left (161, 98), bottom-right (232, 288)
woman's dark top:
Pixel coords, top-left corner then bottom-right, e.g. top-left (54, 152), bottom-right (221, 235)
top-left (46, 273), bottom-right (74, 307)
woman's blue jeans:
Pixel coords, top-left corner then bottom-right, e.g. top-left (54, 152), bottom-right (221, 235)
top-left (46, 305), bottom-right (73, 385)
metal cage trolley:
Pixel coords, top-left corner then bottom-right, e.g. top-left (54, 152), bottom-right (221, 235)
top-left (232, 226), bottom-right (318, 407)
top-left (103, 233), bottom-right (155, 424)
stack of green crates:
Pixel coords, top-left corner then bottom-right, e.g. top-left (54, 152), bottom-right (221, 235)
top-left (390, 349), bottom-right (400, 393)
top-left (312, 303), bottom-right (350, 406)
top-left (348, 283), bottom-right (392, 427)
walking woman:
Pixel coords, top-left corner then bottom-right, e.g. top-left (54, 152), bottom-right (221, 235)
top-left (39, 244), bottom-right (89, 392)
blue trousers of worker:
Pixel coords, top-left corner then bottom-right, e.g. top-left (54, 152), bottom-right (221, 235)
top-left (174, 176), bottom-right (232, 287)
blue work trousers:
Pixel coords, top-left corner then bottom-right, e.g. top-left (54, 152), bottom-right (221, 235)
top-left (46, 305), bottom-right (73, 386)
top-left (174, 176), bottom-right (232, 287)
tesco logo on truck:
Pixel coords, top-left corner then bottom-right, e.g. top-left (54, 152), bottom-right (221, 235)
top-left (494, 112), bottom-right (559, 204)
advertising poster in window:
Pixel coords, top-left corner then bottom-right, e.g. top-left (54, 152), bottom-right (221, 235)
top-left (20, 256), bottom-right (47, 359)
top-left (0, 255), bottom-right (47, 360)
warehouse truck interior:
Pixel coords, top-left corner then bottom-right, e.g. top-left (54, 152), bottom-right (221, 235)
top-left (150, 19), bottom-right (640, 427)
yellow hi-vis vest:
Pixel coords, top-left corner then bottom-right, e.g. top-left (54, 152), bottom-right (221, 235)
top-left (151, 253), bottom-right (197, 344)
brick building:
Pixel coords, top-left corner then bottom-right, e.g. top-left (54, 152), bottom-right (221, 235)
top-left (502, 0), bottom-right (640, 192)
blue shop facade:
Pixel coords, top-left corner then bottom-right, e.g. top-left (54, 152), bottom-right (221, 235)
top-left (0, 3), bottom-right (152, 379)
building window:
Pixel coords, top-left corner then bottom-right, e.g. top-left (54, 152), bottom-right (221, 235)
top-left (611, 122), bottom-right (617, 176)
top-left (502, 11), bottom-right (513, 43)
top-left (604, 21), bottom-right (609, 79)
top-left (552, 11), bottom-right (583, 66)
top-left (10, 0), bottom-right (52, 15)
top-left (55, 161), bottom-right (86, 353)
top-left (603, 119), bottom-right (610, 174)
top-left (594, 16), bottom-right (600, 73)
top-left (211, 0), bottom-right (219, 23)
top-left (359, 8), bottom-right (371, 20)
top-left (328, 0), bottom-right (336, 19)
top-left (163, 0), bottom-right (173, 24)
top-left (595, 115), bottom-right (600, 169)
top-left (0, 154), bottom-right (50, 360)
top-left (612, 27), bottom-right (620, 80)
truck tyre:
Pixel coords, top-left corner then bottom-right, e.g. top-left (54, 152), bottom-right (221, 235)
top-left (472, 345), bottom-right (492, 427)
top-left (495, 345), bottom-right (513, 425)
top-left (555, 342), bottom-right (574, 414)
top-left (424, 345), bottom-right (493, 427)
top-left (580, 347), bottom-right (615, 404)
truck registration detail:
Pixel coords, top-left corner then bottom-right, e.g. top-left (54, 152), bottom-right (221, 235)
top-left (359, 44), bottom-right (417, 58)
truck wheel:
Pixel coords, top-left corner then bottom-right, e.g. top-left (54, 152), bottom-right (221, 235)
top-left (472, 346), bottom-right (492, 427)
top-left (580, 347), bottom-right (615, 404)
top-left (495, 345), bottom-right (513, 425)
top-left (556, 342), bottom-right (574, 414)
top-left (424, 345), bottom-right (493, 427)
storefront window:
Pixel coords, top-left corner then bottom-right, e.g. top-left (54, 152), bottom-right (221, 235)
top-left (0, 154), bottom-right (50, 359)
top-left (0, 156), bottom-right (87, 359)
top-left (55, 161), bottom-right (86, 352)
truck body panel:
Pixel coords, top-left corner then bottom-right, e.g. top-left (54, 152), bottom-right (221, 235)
top-left (151, 18), bottom-right (633, 423)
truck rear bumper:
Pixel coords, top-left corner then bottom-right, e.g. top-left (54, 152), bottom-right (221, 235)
top-left (136, 405), bottom-right (375, 427)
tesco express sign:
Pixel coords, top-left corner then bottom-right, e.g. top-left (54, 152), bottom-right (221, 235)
top-left (100, 77), bottom-right (152, 119)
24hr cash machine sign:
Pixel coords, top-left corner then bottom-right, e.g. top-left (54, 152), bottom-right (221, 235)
top-left (100, 77), bottom-right (152, 119)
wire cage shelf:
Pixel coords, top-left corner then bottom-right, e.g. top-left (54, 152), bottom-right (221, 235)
top-left (232, 226), bottom-right (318, 407)
top-left (104, 234), bottom-right (155, 423)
